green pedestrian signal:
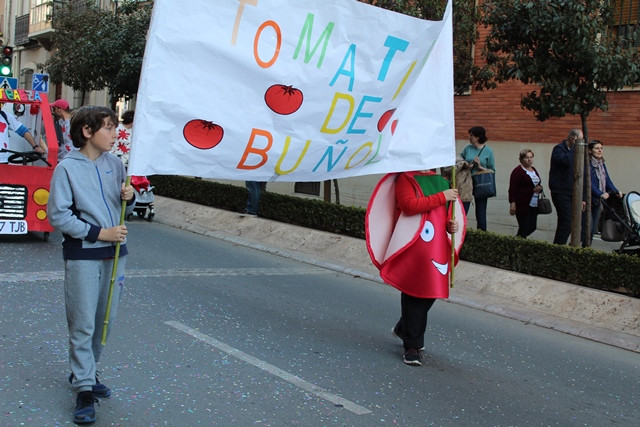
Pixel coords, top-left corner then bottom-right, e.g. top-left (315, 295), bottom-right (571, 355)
top-left (1, 46), bottom-right (13, 77)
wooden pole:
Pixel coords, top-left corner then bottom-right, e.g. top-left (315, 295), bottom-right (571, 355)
top-left (101, 176), bottom-right (131, 345)
top-left (450, 166), bottom-right (456, 288)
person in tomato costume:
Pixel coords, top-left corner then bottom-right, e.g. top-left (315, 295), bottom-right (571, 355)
top-left (366, 170), bottom-right (466, 366)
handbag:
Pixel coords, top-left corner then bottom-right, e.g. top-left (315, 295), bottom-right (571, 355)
top-left (537, 191), bottom-right (552, 215)
top-left (470, 145), bottom-right (496, 198)
top-left (601, 219), bottom-right (625, 242)
top-left (472, 170), bottom-right (496, 198)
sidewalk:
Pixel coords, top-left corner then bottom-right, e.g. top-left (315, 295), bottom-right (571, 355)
top-left (151, 196), bottom-right (640, 353)
top-left (467, 206), bottom-right (622, 252)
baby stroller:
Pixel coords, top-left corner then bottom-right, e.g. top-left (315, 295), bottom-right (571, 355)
top-left (600, 191), bottom-right (640, 256)
top-left (127, 175), bottom-right (155, 221)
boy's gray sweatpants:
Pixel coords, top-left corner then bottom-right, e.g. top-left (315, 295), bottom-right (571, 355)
top-left (65, 257), bottom-right (126, 393)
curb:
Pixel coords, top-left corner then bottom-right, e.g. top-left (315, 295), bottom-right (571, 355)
top-left (150, 196), bottom-right (640, 353)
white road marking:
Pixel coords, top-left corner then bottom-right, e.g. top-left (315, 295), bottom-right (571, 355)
top-left (0, 266), bottom-right (329, 283)
top-left (165, 320), bottom-right (372, 416)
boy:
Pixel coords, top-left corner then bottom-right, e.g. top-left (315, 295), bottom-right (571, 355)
top-left (48, 106), bottom-right (135, 424)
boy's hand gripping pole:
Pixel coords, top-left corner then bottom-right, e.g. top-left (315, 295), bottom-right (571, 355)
top-left (101, 176), bottom-right (131, 345)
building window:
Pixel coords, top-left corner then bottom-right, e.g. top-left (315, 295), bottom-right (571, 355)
top-left (612, 0), bottom-right (640, 47)
top-left (294, 182), bottom-right (320, 196)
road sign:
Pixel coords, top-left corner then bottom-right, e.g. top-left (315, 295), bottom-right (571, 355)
top-left (32, 73), bottom-right (49, 93)
top-left (0, 77), bottom-right (18, 90)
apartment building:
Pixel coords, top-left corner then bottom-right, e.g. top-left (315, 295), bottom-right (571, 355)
top-left (1, 0), bottom-right (114, 108)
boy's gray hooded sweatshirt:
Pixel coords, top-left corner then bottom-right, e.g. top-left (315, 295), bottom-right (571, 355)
top-left (48, 150), bottom-right (134, 260)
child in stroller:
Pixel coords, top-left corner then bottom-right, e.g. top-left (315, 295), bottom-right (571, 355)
top-left (128, 175), bottom-right (155, 221)
top-left (600, 191), bottom-right (640, 256)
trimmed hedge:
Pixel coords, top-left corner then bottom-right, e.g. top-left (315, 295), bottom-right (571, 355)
top-left (459, 230), bottom-right (639, 296)
top-left (150, 175), bottom-right (366, 238)
top-left (149, 175), bottom-right (640, 297)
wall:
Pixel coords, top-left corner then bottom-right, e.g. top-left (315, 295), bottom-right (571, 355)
top-left (457, 12), bottom-right (640, 147)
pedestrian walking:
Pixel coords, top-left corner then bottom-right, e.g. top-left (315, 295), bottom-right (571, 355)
top-left (508, 149), bottom-right (543, 238)
top-left (549, 128), bottom-right (585, 244)
top-left (581, 140), bottom-right (622, 246)
top-left (460, 126), bottom-right (495, 231)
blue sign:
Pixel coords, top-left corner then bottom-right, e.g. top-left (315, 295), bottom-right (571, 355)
top-left (32, 73), bottom-right (49, 93)
top-left (0, 77), bottom-right (18, 90)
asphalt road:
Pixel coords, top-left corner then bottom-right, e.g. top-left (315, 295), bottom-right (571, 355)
top-left (1, 220), bottom-right (639, 426)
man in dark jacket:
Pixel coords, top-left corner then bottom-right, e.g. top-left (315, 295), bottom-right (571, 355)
top-left (549, 128), bottom-right (584, 244)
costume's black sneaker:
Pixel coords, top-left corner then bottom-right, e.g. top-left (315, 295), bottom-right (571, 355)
top-left (68, 373), bottom-right (112, 398)
top-left (73, 391), bottom-right (98, 424)
top-left (392, 327), bottom-right (425, 351)
top-left (403, 348), bottom-right (423, 366)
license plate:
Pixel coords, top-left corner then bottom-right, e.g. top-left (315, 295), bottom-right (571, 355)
top-left (0, 220), bottom-right (27, 234)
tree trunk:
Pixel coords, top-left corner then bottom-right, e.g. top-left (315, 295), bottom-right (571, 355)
top-left (332, 179), bottom-right (340, 205)
top-left (323, 180), bottom-right (331, 202)
top-left (583, 123), bottom-right (592, 247)
top-left (569, 115), bottom-right (587, 247)
top-left (322, 180), bottom-right (341, 204)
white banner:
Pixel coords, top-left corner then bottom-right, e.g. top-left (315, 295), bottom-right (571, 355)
top-left (128, 0), bottom-right (454, 182)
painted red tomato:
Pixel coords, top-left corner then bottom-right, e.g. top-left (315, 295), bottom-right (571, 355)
top-left (264, 84), bottom-right (304, 115)
top-left (377, 108), bottom-right (396, 132)
top-left (183, 119), bottom-right (224, 149)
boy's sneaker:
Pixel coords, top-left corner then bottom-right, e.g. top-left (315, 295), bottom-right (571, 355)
top-left (73, 391), bottom-right (98, 424)
top-left (91, 376), bottom-right (111, 398)
top-left (403, 348), bottom-right (423, 366)
top-left (68, 373), bottom-right (112, 398)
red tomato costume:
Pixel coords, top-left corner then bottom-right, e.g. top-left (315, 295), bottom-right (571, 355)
top-left (366, 171), bottom-right (466, 298)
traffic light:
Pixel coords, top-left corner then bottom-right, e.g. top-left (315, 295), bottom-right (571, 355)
top-left (1, 46), bottom-right (13, 77)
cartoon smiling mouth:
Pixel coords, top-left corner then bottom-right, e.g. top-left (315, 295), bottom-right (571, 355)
top-left (431, 259), bottom-right (448, 275)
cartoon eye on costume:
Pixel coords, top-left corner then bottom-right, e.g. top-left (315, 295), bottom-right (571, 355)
top-left (420, 221), bottom-right (435, 242)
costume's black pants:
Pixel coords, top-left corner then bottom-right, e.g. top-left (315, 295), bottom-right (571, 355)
top-left (394, 293), bottom-right (436, 350)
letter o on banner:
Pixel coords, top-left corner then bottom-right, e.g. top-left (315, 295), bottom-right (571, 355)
top-left (345, 142), bottom-right (374, 169)
top-left (254, 20), bottom-right (282, 68)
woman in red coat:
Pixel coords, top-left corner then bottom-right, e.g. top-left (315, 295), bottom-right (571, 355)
top-left (508, 149), bottom-right (543, 238)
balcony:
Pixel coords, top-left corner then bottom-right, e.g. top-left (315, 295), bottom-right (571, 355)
top-left (14, 2), bottom-right (56, 50)
top-left (14, 14), bottom-right (33, 47)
